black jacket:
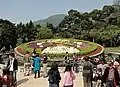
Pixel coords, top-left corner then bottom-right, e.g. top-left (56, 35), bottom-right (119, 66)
top-left (48, 70), bottom-right (61, 84)
top-left (7, 59), bottom-right (18, 71)
top-left (102, 67), bottom-right (119, 86)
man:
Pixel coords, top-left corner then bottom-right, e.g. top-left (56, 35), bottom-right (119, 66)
top-left (82, 56), bottom-right (93, 87)
top-left (43, 53), bottom-right (48, 78)
top-left (23, 51), bottom-right (31, 76)
top-left (103, 62), bottom-right (119, 87)
top-left (7, 53), bottom-right (18, 85)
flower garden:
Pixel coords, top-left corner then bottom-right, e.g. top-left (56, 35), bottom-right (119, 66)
top-left (15, 39), bottom-right (104, 59)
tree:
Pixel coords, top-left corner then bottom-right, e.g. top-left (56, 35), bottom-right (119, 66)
top-left (26, 21), bottom-right (38, 41)
top-left (113, 0), bottom-right (120, 5)
top-left (36, 27), bottom-right (53, 39)
top-left (0, 19), bottom-right (17, 51)
top-left (89, 29), bottom-right (98, 42)
top-left (17, 21), bottom-right (38, 43)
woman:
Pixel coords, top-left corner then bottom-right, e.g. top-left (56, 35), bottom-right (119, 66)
top-left (48, 63), bottom-right (61, 87)
top-left (63, 65), bottom-right (75, 87)
top-left (33, 53), bottom-right (41, 78)
top-left (73, 53), bottom-right (78, 73)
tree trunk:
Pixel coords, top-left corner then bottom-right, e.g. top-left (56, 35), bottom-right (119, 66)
top-left (93, 38), bottom-right (95, 42)
top-left (103, 43), bottom-right (105, 47)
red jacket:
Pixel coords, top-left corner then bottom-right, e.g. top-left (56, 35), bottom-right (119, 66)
top-left (2, 75), bottom-right (13, 87)
top-left (102, 67), bottom-right (119, 86)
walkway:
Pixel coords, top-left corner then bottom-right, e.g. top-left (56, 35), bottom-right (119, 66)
top-left (17, 68), bottom-right (83, 87)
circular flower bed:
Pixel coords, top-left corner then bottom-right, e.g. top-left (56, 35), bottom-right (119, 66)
top-left (15, 39), bottom-right (104, 59)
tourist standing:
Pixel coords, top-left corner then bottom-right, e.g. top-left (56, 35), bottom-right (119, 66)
top-left (43, 53), bottom-right (48, 78)
top-left (33, 48), bottom-right (36, 56)
top-left (64, 52), bottom-right (70, 65)
top-left (33, 53), bottom-right (41, 78)
top-left (63, 65), bottom-right (75, 87)
top-left (7, 53), bottom-right (18, 86)
top-left (73, 53), bottom-right (78, 73)
top-left (102, 61), bottom-right (119, 87)
top-left (23, 51), bottom-right (31, 76)
top-left (114, 61), bottom-right (119, 69)
top-left (48, 63), bottom-right (61, 87)
top-left (82, 56), bottom-right (93, 87)
top-left (113, 61), bottom-right (120, 87)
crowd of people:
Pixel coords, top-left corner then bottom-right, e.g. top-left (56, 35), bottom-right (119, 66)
top-left (23, 50), bottom-right (76, 87)
top-left (82, 56), bottom-right (120, 87)
top-left (1, 50), bottom-right (120, 87)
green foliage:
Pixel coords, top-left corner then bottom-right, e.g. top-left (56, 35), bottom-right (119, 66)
top-left (113, 0), bottom-right (120, 5)
top-left (56, 6), bottom-right (120, 47)
top-left (17, 21), bottom-right (38, 44)
top-left (0, 19), bottom-right (17, 51)
top-left (36, 27), bottom-right (53, 39)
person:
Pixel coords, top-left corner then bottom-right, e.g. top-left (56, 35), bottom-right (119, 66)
top-left (72, 53), bottom-right (78, 73)
top-left (64, 52), bottom-right (70, 65)
top-left (43, 53), bottom-right (48, 78)
top-left (102, 61), bottom-right (119, 87)
top-left (33, 48), bottom-right (36, 56)
top-left (114, 61), bottom-right (119, 69)
top-left (33, 53), bottom-right (41, 78)
top-left (113, 61), bottom-right (120, 87)
top-left (7, 53), bottom-right (18, 86)
top-left (32, 48), bottom-right (37, 67)
top-left (63, 65), bottom-right (75, 87)
top-left (82, 56), bottom-right (93, 87)
top-left (23, 51), bottom-right (31, 76)
top-left (48, 63), bottom-right (61, 87)
top-left (96, 61), bottom-right (106, 87)
top-left (1, 67), bottom-right (13, 87)
top-left (92, 61), bottom-right (103, 87)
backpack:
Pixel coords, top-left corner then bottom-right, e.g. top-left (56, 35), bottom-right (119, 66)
top-left (83, 61), bottom-right (92, 77)
top-left (48, 72), bottom-right (57, 84)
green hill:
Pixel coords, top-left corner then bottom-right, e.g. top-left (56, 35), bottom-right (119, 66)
top-left (33, 14), bottom-right (66, 27)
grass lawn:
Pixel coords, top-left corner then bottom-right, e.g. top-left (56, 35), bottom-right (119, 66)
top-left (105, 47), bottom-right (120, 53)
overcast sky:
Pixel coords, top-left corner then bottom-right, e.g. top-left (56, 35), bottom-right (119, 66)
top-left (0, 0), bottom-right (113, 23)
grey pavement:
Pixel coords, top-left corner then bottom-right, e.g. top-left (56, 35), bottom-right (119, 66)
top-left (17, 67), bottom-right (83, 87)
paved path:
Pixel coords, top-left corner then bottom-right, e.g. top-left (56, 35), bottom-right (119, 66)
top-left (17, 70), bottom-right (83, 87)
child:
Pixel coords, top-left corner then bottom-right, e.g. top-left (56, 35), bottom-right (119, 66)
top-left (63, 65), bottom-right (75, 87)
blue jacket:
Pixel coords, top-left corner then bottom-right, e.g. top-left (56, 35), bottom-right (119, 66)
top-left (33, 56), bottom-right (41, 71)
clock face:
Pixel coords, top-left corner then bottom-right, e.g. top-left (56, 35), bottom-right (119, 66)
top-left (15, 39), bottom-right (104, 58)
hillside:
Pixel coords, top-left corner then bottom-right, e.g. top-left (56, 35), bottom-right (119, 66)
top-left (33, 14), bottom-right (66, 27)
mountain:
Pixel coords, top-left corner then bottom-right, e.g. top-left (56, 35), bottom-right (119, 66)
top-left (33, 14), bottom-right (66, 27)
